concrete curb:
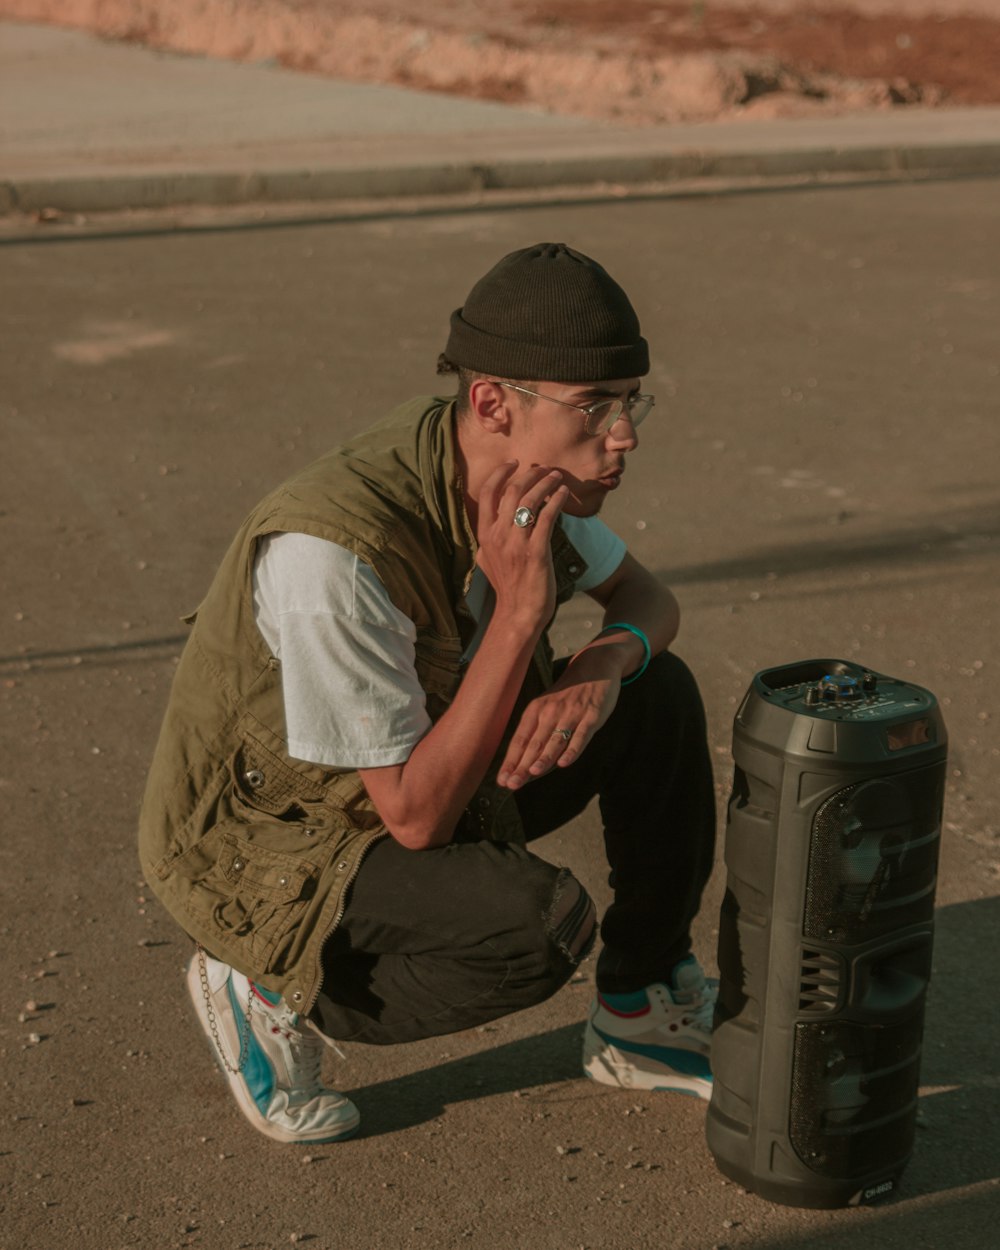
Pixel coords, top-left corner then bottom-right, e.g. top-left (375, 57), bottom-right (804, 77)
top-left (4, 135), bottom-right (1000, 215)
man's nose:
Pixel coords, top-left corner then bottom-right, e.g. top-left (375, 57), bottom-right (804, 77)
top-left (607, 414), bottom-right (638, 451)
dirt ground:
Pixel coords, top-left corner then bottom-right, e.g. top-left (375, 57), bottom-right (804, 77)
top-left (3, 180), bottom-right (999, 1250)
top-left (3, 0), bottom-right (1000, 125)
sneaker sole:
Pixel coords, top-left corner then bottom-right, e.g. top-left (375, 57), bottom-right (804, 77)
top-left (582, 1036), bottom-right (713, 1102)
top-left (186, 957), bottom-right (361, 1144)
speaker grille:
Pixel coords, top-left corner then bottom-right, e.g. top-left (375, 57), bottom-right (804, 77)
top-left (789, 1016), bottom-right (922, 1177)
top-left (803, 765), bottom-right (944, 944)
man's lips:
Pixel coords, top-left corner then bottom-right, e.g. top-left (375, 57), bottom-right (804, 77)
top-left (596, 468), bottom-right (624, 489)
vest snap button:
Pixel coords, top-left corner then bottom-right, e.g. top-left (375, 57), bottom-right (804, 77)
top-left (303, 828), bottom-right (316, 838)
top-left (336, 861), bottom-right (349, 872)
top-left (278, 875), bottom-right (289, 887)
top-left (292, 991), bottom-right (303, 1003)
top-left (232, 857), bottom-right (245, 872)
top-left (245, 769), bottom-right (266, 789)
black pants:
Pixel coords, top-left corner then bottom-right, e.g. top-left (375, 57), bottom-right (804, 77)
top-left (310, 652), bottom-right (716, 1045)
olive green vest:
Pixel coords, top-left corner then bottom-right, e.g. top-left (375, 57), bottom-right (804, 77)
top-left (138, 397), bottom-right (587, 1012)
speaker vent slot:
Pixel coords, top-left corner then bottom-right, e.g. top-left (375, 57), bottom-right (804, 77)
top-left (799, 950), bottom-right (843, 1013)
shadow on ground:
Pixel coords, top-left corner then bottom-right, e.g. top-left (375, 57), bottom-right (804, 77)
top-left (346, 895), bottom-right (998, 1210)
top-left (657, 499), bottom-right (1000, 588)
top-left (761, 1185), bottom-right (999, 1249)
top-left (344, 1021), bottom-right (585, 1137)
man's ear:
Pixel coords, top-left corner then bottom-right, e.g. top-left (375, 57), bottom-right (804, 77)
top-left (467, 378), bottom-right (512, 433)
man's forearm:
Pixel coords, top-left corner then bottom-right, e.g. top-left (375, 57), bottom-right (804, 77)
top-left (359, 460), bottom-right (569, 849)
top-left (358, 613), bottom-right (541, 849)
top-left (495, 564), bottom-right (680, 791)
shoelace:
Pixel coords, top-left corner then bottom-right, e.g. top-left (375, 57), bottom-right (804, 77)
top-left (260, 1002), bottom-right (327, 1098)
top-left (670, 978), bottom-right (718, 1034)
top-left (685, 993), bottom-right (716, 1034)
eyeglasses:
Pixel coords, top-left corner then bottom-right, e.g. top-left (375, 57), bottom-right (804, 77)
top-left (497, 382), bottom-right (655, 437)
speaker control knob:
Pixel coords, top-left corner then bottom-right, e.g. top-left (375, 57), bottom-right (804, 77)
top-left (820, 674), bottom-right (861, 703)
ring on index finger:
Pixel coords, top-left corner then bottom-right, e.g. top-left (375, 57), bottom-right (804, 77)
top-left (513, 506), bottom-right (536, 528)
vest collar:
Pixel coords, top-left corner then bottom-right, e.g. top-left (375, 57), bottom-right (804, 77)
top-left (418, 400), bottom-right (478, 599)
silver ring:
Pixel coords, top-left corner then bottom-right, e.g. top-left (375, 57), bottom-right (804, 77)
top-left (513, 506), bottom-right (536, 528)
top-left (552, 728), bottom-right (573, 742)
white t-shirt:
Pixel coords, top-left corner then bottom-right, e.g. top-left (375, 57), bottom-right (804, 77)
top-left (252, 515), bottom-right (625, 769)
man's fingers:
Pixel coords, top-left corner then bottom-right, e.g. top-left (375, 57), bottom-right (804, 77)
top-left (499, 713), bottom-right (592, 789)
top-left (497, 676), bottom-right (623, 790)
top-left (503, 471), bottom-right (563, 532)
top-left (526, 482), bottom-right (569, 538)
top-left (478, 461), bottom-right (519, 525)
top-left (527, 724), bottom-right (581, 776)
top-left (555, 724), bottom-right (592, 768)
top-left (478, 464), bottom-right (564, 534)
top-left (497, 723), bottom-right (533, 788)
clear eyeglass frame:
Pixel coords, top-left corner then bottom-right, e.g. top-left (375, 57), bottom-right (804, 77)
top-left (497, 382), bottom-right (655, 437)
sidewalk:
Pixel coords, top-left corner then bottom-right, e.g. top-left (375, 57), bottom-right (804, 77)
top-left (3, 19), bottom-right (1000, 214)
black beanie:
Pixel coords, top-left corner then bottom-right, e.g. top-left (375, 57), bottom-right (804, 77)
top-left (445, 242), bottom-right (649, 381)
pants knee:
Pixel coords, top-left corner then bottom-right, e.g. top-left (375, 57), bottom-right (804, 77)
top-left (500, 866), bottom-right (597, 1011)
top-left (625, 651), bottom-right (708, 729)
top-left (645, 650), bottom-right (701, 700)
top-left (544, 869), bottom-right (597, 968)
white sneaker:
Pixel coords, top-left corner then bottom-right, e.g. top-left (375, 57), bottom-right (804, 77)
top-left (187, 951), bottom-right (360, 1143)
top-left (582, 956), bottom-right (717, 1101)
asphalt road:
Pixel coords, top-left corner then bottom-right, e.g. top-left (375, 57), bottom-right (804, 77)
top-left (1, 180), bottom-right (998, 1250)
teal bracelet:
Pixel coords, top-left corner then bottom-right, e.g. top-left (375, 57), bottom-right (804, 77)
top-left (600, 622), bottom-right (651, 686)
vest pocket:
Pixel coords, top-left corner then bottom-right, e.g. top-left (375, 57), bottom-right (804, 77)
top-left (232, 714), bottom-right (330, 818)
top-left (170, 818), bottom-right (323, 971)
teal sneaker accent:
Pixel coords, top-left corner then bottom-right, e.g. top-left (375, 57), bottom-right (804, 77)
top-left (583, 956), bottom-right (717, 1100)
top-left (188, 951), bottom-right (361, 1143)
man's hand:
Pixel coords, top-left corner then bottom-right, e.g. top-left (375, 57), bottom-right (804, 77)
top-left (497, 646), bottom-right (623, 790)
top-left (474, 462), bottom-right (569, 631)
top-left (357, 461), bottom-right (569, 849)
top-left (496, 554), bottom-right (681, 792)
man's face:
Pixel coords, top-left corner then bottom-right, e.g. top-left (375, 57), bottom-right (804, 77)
top-left (504, 378), bottom-right (642, 517)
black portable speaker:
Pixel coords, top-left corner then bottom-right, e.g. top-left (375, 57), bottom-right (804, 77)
top-left (705, 659), bottom-right (947, 1208)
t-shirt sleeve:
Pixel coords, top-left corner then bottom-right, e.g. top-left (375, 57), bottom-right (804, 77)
top-left (252, 531), bottom-right (432, 769)
top-left (558, 514), bottom-right (626, 591)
